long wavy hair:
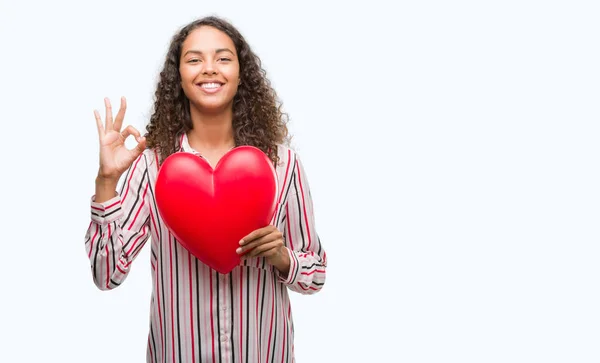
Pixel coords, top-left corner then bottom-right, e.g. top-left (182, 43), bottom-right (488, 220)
top-left (144, 16), bottom-right (289, 165)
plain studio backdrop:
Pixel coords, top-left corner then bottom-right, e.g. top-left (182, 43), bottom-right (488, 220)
top-left (1, 0), bottom-right (599, 362)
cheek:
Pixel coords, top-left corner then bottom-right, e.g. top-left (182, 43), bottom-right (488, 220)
top-left (229, 75), bottom-right (241, 94)
top-left (179, 67), bottom-right (192, 83)
top-left (179, 69), bottom-right (195, 92)
top-left (224, 66), bottom-right (240, 85)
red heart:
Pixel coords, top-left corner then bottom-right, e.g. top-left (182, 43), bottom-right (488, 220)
top-left (155, 146), bottom-right (278, 274)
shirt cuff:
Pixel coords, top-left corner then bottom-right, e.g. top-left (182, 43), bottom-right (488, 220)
top-left (277, 247), bottom-right (299, 285)
top-left (90, 195), bottom-right (123, 225)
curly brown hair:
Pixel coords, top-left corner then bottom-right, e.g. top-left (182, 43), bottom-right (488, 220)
top-left (144, 16), bottom-right (289, 165)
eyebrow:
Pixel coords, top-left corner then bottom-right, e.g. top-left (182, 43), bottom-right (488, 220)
top-left (183, 48), bottom-right (235, 57)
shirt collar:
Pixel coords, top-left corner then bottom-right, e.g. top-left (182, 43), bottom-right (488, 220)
top-left (178, 133), bottom-right (201, 155)
top-left (178, 132), bottom-right (239, 155)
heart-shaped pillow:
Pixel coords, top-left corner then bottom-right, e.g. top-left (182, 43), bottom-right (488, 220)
top-left (155, 146), bottom-right (278, 274)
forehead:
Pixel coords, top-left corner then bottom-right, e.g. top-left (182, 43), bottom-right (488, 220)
top-left (182, 26), bottom-right (236, 53)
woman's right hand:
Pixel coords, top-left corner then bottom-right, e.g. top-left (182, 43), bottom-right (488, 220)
top-left (94, 97), bottom-right (147, 182)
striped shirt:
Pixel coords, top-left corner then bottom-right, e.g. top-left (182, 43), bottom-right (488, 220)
top-left (84, 133), bottom-right (327, 363)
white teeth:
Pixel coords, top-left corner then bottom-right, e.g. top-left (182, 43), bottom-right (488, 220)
top-left (200, 83), bottom-right (221, 89)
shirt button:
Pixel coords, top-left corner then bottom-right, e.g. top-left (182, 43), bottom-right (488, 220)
top-left (221, 335), bottom-right (228, 342)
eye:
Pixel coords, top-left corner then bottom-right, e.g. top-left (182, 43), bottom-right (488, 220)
top-left (188, 58), bottom-right (200, 63)
top-left (218, 57), bottom-right (232, 62)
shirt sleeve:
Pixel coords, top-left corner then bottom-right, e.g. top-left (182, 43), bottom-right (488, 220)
top-left (277, 152), bottom-right (327, 294)
top-left (84, 152), bottom-right (152, 290)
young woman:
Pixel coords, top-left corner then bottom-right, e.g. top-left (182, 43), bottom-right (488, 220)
top-left (85, 16), bottom-right (327, 363)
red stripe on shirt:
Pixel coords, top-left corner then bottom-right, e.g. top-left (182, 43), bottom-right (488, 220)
top-left (188, 252), bottom-right (196, 363)
top-left (285, 205), bottom-right (294, 251)
top-left (105, 223), bottom-right (113, 289)
top-left (155, 254), bottom-right (165, 362)
top-left (149, 207), bottom-right (159, 242)
top-left (149, 336), bottom-right (154, 363)
top-left (277, 149), bottom-right (292, 205)
top-left (300, 269), bottom-right (326, 276)
top-left (210, 271), bottom-right (216, 363)
top-left (266, 277), bottom-right (275, 362)
top-left (296, 162), bottom-right (312, 250)
top-left (106, 200), bottom-right (120, 210)
top-left (169, 233), bottom-right (176, 363)
top-left (128, 182), bottom-right (149, 230)
top-left (256, 266), bottom-right (262, 363)
top-left (280, 288), bottom-right (287, 363)
top-left (239, 267), bottom-right (244, 361)
top-left (89, 224), bottom-right (99, 259)
top-left (122, 155), bottom-right (143, 202)
top-left (125, 225), bottom-right (148, 258)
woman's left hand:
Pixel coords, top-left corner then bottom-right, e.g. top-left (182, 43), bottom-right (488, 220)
top-left (237, 225), bottom-right (290, 275)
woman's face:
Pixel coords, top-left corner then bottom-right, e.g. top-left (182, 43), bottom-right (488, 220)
top-left (179, 26), bottom-right (240, 114)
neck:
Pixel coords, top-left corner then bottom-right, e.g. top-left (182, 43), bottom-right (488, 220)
top-left (187, 104), bottom-right (235, 149)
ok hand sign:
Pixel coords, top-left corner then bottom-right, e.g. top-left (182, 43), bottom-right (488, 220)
top-left (94, 97), bottom-right (147, 181)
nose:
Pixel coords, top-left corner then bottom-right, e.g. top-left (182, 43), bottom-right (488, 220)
top-left (202, 60), bottom-right (217, 75)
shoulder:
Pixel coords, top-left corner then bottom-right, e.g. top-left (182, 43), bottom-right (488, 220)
top-left (133, 148), bottom-right (161, 172)
top-left (274, 143), bottom-right (302, 168)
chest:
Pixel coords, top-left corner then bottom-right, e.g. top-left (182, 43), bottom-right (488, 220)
top-left (196, 149), bottom-right (229, 169)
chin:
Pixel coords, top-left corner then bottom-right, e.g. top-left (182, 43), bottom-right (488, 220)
top-left (194, 99), bottom-right (234, 113)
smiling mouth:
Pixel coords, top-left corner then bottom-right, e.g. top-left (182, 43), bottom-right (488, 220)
top-left (197, 82), bottom-right (224, 90)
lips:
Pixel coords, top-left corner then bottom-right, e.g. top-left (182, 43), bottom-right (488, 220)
top-left (199, 82), bottom-right (223, 89)
top-left (197, 81), bottom-right (224, 94)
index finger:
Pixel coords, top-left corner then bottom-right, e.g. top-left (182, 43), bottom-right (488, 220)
top-left (240, 226), bottom-right (274, 245)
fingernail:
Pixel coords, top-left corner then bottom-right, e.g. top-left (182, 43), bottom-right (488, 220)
top-left (236, 247), bottom-right (242, 254)
top-left (239, 240), bottom-right (244, 245)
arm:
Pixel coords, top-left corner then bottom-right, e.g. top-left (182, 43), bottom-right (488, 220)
top-left (84, 152), bottom-right (151, 290)
top-left (277, 152), bottom-right (327, 295)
